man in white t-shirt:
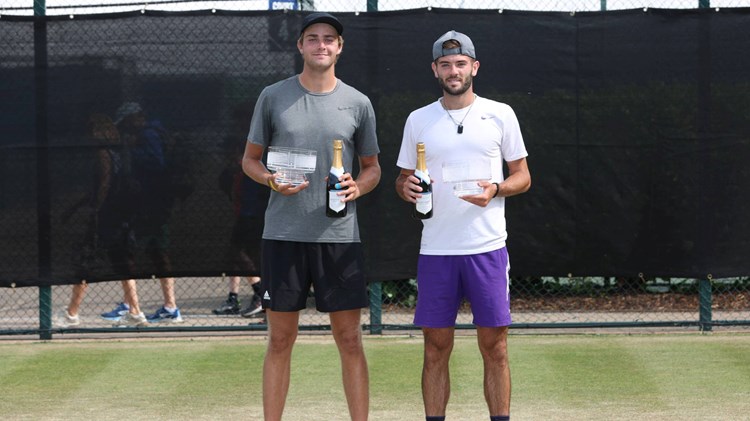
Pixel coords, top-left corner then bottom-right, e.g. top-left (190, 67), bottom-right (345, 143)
top-left (395, 30), bottom-right (531, 421)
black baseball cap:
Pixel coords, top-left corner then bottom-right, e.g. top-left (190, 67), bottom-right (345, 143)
top-left (300, 12), bottom-right (343, 35)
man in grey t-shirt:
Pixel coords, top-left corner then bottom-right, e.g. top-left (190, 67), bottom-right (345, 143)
top-left (241, 12), bottom-right (380, 421)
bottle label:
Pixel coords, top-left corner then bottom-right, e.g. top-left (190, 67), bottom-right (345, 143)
top-left (416, 192), bottom-right (432, 214)
top-left (329, 191), bottom-right (345, 212)
top-left (414, 169), bottom-right (430, 185)
top-left (328, 166), bottom-right (345, 213)
top-left (330, 166), bottom-right (345, 179)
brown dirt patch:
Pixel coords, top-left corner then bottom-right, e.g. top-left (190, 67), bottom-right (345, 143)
top-left (512, 291), bottom-right (750, 311)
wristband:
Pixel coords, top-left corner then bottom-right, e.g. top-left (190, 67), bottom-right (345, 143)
top-left (267, 178), bottom-right (279, 192)
top-left (492, 182), bottom-right (500, 198)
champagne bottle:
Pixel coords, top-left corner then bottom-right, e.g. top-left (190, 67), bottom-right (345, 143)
top-left (326, 139), bottom-right (347, 218)
top-left (414, 142), bottom-right (433, 219)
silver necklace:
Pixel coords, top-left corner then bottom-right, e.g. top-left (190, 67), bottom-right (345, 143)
top-left (441, 94), bottom-right (477, 134)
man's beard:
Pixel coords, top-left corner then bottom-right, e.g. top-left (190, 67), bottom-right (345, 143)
top-left (439, 74), bottom-right (473, 96)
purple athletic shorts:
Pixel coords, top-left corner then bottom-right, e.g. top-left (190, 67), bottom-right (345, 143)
top-left (414, 248), bottom-right (511, 328)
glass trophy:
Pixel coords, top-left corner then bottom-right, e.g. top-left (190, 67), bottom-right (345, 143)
top-left (442, 158), bottom-right (492, 197)
top-left (266, 146), bottom-right (317, 186)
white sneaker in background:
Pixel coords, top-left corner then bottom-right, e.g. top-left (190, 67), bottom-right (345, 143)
top-left (54, 309), bottom-right (80, 328)
top-left (113, 312), bottom-right (147, 327)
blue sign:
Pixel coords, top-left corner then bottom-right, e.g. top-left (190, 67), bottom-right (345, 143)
top-left (269, 0), bottom-right (298, 10)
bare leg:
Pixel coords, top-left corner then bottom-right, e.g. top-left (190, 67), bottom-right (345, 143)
top-left (477, 326), bottom-right (511, 417)
top-left (67, 282), bottom-right (88, 317)
top-left (330, 309), bottom-right (369, 421)
top-left (150, 247), bottom-right (175, 309)
top-left (263, 310), bottom-right (299, 421)
top-left (121, 279), bottom-right (141, 314)
top-left (422, 327), bottom-right (455, 417)
top-left (247, 276), bottom-right (261, 286)
top-left (229, 276), bottom-right (241, 294)
top-left (160, 277), bottom-right (176, 308)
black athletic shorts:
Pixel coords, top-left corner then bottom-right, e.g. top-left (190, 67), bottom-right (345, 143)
top-left (260, 240), bottom-right (368, 312)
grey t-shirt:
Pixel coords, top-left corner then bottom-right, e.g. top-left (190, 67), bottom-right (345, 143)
top-left (247, 75), bottom-right (380, 243)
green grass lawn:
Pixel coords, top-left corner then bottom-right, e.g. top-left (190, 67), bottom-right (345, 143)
top-left (1, 334), bottom-right (749, 420)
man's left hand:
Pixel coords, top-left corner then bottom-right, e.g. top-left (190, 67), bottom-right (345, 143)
top-left (459, 181), bottom-right (497, 207)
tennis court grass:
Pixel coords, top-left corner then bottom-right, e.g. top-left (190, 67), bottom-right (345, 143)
top-left (0, 333), bottom-right (748, 420)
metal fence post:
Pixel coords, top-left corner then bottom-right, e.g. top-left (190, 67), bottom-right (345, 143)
top-left (699, 0), bottom-right (710, 7)
top-left (699, 275), bottom-right (713, 332)
top-left (35, 0), bottom-right (53, 340)
top-left (365, 0), bottom-right (380, 334)
top-left (369, 281), bottom-right (382, 334)
top-left (39, 286), bottom-right (52, 338)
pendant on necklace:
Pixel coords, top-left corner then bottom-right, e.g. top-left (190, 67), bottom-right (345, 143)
top-left (457, 124), bottom-right (464, 134)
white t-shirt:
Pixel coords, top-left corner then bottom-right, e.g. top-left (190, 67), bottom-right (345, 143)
top-left (396, 96), bottom-right (528, 255)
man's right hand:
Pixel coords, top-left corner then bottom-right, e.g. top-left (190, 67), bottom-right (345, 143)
top-left (268, 174), bottom-right (309, 195)
top-left (396, 171), bottom-right (422, 203)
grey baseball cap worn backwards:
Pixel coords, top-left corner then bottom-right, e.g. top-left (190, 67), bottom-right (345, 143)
top-left (432, 30), bottom-right (476, 60)
top-left (301, 12), bottom-right (343, 35)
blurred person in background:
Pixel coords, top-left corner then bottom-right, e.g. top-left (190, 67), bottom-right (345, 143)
top-left (104, 102), bottom-right (185, 325)
top-left (57, 113), bottom-right (143, 327)
top-left (213, 123), bottom-right (268, 322)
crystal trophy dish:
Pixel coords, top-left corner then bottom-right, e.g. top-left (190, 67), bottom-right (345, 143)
top-left (442, 158), bottom-right (492, 197)
top-left (266, 146), bottom-right (317, 186)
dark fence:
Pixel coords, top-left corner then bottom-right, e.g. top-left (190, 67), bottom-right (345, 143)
top-left (1, 9), bottom-right (749, 336)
